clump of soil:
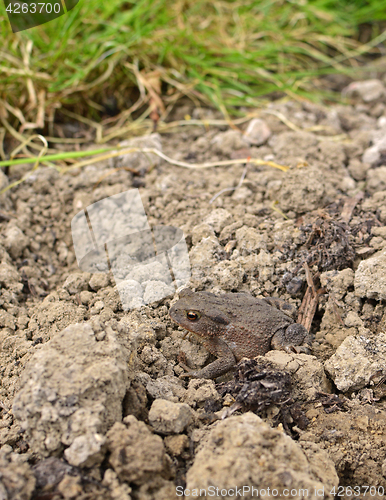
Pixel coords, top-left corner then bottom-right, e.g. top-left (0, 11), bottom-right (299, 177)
top-left (2, 76), bottom-right (386, 499)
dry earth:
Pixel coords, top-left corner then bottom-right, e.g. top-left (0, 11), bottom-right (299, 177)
top-left (1, 77), bottom-right (386, 499)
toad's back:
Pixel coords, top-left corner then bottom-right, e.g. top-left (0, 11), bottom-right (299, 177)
top-left (169, 289), bottom-right (293, 359)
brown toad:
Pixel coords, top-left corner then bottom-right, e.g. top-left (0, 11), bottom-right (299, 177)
top-left (169, 288), bottom-right (310, 379)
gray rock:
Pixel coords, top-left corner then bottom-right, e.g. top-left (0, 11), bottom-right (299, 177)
top-left (89, 272), bottom-right (110, 291)
top-left (13, 323), bottom-right (130, 457)
top-left (189, 236), bottom-right (224, 271)
top-left (90, 300), bottom-right (104, 315)
top-left (159, 333), bottom-right (210, 375)
top-left (191, 223), bottom-right (215, 245)
top-left (219, 221), bottom-right (243, 243)
top-left (244, 118), bottom-right (271, 145)
top-left (111, 133), bottom-right (162, 171)
top-left (235, 226), bottom-right (267, 254)
top-left (164, 434), bottom-right (189, 456)
top-left (64, 433), bottom-right (106, 468)
top-left (116, 280), bottom-right (144, 309)
top-left (25, 294), bottom-right (87, 341)
top-left (0, 262), bottom-right (22, 288)
top-left (79, 290), bottom-right (94, 305)
top-left (211, 130), bottom-right (249, 155)
top-left (184, 379), bottom-right (221, 409)
top-left (317, 140), bottom-right (347, 170)
top-left (275, 166), bottom-right (337, 214)
top-left (362, 190), bottom-right (386, 223)
top-left (254, 249), bottom-right (275, 282)
top-left (344, 311), bottom-right (363, 328)
top-left (191, 136), bottom-right (210, 152)
top-left (212, 260), bottom-right (245, 290)
top-left (367, 166), bottom-right (386, 194)
top-left (57, 474), bottom-right (82, 499)
top-left (320, 268), bottom-right (354, 301)
top-left (0, 310), bottom-right (16, 330)
top-left (149, 398), bottom-right (193, 434)
top-left (204, 209), bottom-right (233, 234)
top-left (143, 281), bottom-right (175, 305)
top-left (106, 416), bottom-right (172, 485)
top-left (347, 158), bottom-right (368, 181)
top-left (342, 79), bottom-right (386, 103)
top-left (372, 225), bottom-right (386, 238)
top-left (231, 185), bottom-right (253, 201)
top-left (146, 375), bottom-right (187, 403)
top-left (123, 260), bottom-right (167, 283)
top-left (298, 440), bottom-right (340, 494)
top-left (3, 223), bottom-right (29, 259)
top-left (354, 249), bottom-right (386, 300)
top-left (324, 333), bottom-right (386, 392)
top-left (118, 314), bottom-right (156, 349)
top-left (102, 469), bottom-right (132, 500)
top-left (62, 272), bottom-right (90, 294)
top-left (270, 131), bottom-right (318, 160)
top-left (362, 136), bottom-right (386, 165)
top-left (140, 345), bottom-right (170, 377)
top-left (186, 412), bottom-right (338, 499)
top-left (263, 351), bottom-right (331, 400)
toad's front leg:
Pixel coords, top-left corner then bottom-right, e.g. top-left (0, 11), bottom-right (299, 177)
top-left (179, 338), bottom-right (236, 379)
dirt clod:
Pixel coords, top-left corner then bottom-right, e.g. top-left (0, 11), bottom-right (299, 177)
top-left (2, 79), bottom-right (386, 496)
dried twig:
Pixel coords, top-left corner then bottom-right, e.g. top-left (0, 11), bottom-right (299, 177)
top-left (297, 263), bottom-right (324, 332)
top-left (340, 191), bottom-right (364, 223)
top-left (0, 144), bottom-right (289, 194)
top-left (0, 127), bottom-right (5, 161)
top-left (60, 148), bottom-right (289, 174)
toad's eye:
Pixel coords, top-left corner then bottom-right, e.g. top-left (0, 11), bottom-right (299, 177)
top-left (186, 311), bottom-right (200, 321)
